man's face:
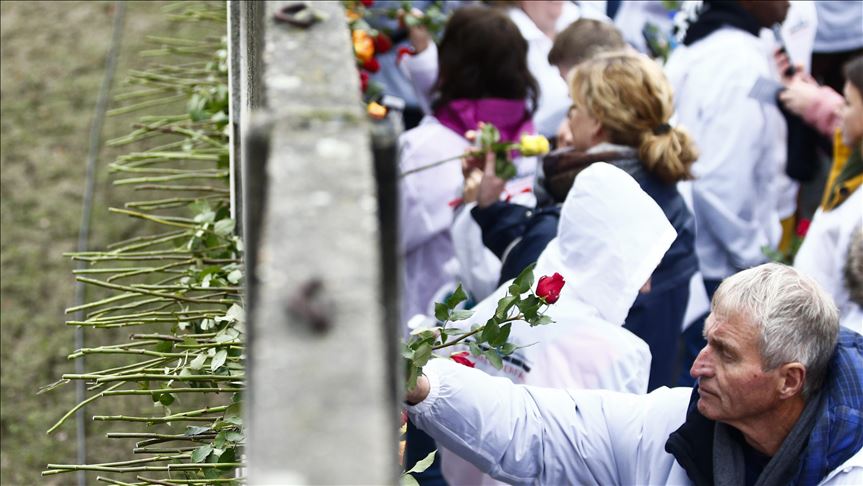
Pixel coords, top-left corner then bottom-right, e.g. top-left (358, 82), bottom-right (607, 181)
top-left (690, 312), bottom-right (783, 424)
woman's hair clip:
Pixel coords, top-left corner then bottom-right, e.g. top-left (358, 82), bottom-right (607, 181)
top-left (652, 123), bottom-right (672, 135)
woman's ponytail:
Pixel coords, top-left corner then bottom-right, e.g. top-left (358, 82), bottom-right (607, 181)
top-left (639, 124), bottom-right (698, 184)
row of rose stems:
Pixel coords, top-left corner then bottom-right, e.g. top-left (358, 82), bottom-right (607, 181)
top-left (43, 6), bottom-right (244, 482)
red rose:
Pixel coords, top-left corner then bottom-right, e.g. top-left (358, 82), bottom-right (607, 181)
top-left (536, 273), bottom-right (565, 304)
top-left (450, 351), bottom-right (475, 368)
top-left (396, 46), bottom-right (415, 64)
top-left (359, 71), bottom-right (369, 92)
top-left (361, 0), bottom-right (374, 6)
top-left (362, 57), bottom-right (380, 73)
top-left (796, 218), bottom-right (811, 238)
top-left (374, 33), bottom-right (392, 54)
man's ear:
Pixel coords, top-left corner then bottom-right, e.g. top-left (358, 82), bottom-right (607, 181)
top-left (778, 363), bottom-right (806, 399)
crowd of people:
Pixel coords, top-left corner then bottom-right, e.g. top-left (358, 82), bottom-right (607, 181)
top-left (386, 1), bottom-right (863, 484)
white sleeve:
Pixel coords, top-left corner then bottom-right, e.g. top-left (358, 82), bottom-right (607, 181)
top-left (397, 131), bottom-right (464, 254)
top-left (399, 42), bottom-right (438, 115)
top-left (408, 358), bottom-right (641, 485)
top-left (690, 94), bottom-right (774, 270)
top-left (450, 203), bottom-right (502, 301)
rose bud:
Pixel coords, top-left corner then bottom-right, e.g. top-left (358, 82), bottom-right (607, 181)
top-left (536, 272), bottom-right (565, 304)
top-left (359, 71), bottom-right (369, 92)
top-left (450, 351), bottom-right (475, 368)
top-left (518, 134), bottom-right (551, 157)
top-left (362, 57), bottom-right (380, 73)
top-left (374, 33), bottom-right (392, 54)
top-left (361, 0), bottom-right (374, 7)
top-left (796, 218), bottom-right (811, 238)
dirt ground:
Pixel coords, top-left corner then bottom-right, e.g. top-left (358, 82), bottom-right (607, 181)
top-left (1, 2), bottom-right (220, 483)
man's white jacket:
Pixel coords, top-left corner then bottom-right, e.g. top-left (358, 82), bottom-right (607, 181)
top-left (665, 27), bottom-right (786, 280)
top-left (435, 162), bottom-right (676, 485)
top-left (409, 358), bottom-right (863, 485)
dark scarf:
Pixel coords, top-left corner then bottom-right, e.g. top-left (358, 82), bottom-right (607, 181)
top-left (683, 1), bottom-right (761, 46)
top-left (540, 146), bottom-right (640, 202)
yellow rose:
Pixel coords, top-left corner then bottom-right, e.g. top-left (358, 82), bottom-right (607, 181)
top-left (518, 134), bottom-right (550, 157)
top-left (367, 101), bottom-right (387, 120)
top-left (352, 30), bottom-right (375, 63)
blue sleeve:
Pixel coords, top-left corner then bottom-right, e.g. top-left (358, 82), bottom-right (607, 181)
top-left (471, 202), bottom-right (533, 259)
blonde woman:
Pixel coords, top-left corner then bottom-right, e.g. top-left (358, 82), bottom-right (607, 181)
top-left (472, 51), bottom-right (700, 390)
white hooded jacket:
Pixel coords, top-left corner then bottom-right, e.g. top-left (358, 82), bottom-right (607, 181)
top-left (435, 163), bottom-right (677, 484)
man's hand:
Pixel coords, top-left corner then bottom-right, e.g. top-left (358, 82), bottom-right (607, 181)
top-left (779, 77), bottom-right (821, 117)
top-left (405, 375), bottom-right (430, 405)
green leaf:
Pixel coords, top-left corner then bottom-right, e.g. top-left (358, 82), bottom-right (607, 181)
top-left (225, 303), bottom-right (245, 323)
top-left (495, 295), bottom-right (517, 319)
top-left (468, 341), bottom-right (482, 357)
top-left (213, 218), bottom-right (235, 236)
top-left (154, 341), bottom-right (174, 353)
top-left (512, 263), bottom-right (536, 294)
top-left (450, 309), bottom-right (475, 321)
top-left (483, 349), bottom-right (503, 370)
top-left (224, 431), bottom-right (244, 442)
top-left (217, 447), bottom-right (236, 468)
top-left (189, 353), bottom-right (206, 371)
top-left (401, 474), bottom-right (420, 486)
top-left (434, 303), bottom-right (449, 323)
top-left (226, 269), bottom-right (242, 284)
top-left (406, 450), bottom-right (437, 474)
top-left (518, 295), bottom-right (542, 321)
top-left (406, 364), bottom-right (420, 391)
top-left (500, 342), bottom-right (518, 355)
top-left (508, 283), bottom-right (521, 296)
top-left (185, 426), bottom-right (211, 436)
top-left (480, 320), bottom-right (500, 345)
top-left (158, 392), bottom-right (176, 406)
top-left (210, 349), bottom-right (228, 372)
top-left (489, 323), bottom-right (511, 347)
top-left (532, 315), bottom-right (554, 327)
top-left (213, 430), bottom-right (227, 449)
top-left (444, 284), bottom-right (467, 309)
top-left (191, 444), bottom-right (213, 463)
top-left (194, 210), bottom-right (216, 224)
top-left (412, 342), bottom-right (433, 368)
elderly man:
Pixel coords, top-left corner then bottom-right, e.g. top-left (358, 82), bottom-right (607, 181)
top-left (406, 263), bottom-right (863, 485)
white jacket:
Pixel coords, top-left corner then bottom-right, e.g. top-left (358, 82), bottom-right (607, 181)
top-left (665, 27), bottom-right (785, 280)
top-left (795, 189), bottom-right (863, 334)
top-left (409, 358), bottom-right (863, 485)
top-left (437, 163), bottom-right (677, 484)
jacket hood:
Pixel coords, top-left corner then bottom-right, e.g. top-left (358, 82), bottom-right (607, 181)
top-left (534, 162), bottom-right (677, 326)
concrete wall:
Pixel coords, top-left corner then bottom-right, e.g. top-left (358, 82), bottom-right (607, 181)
top-left (233, 1), bottom-right (399, 483)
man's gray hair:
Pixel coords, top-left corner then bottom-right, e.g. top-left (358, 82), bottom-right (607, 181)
top-left (712, 263), bottom-right (840, 397)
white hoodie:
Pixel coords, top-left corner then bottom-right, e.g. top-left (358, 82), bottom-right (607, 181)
top-left (435, 162), bottom-right (677, 484)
